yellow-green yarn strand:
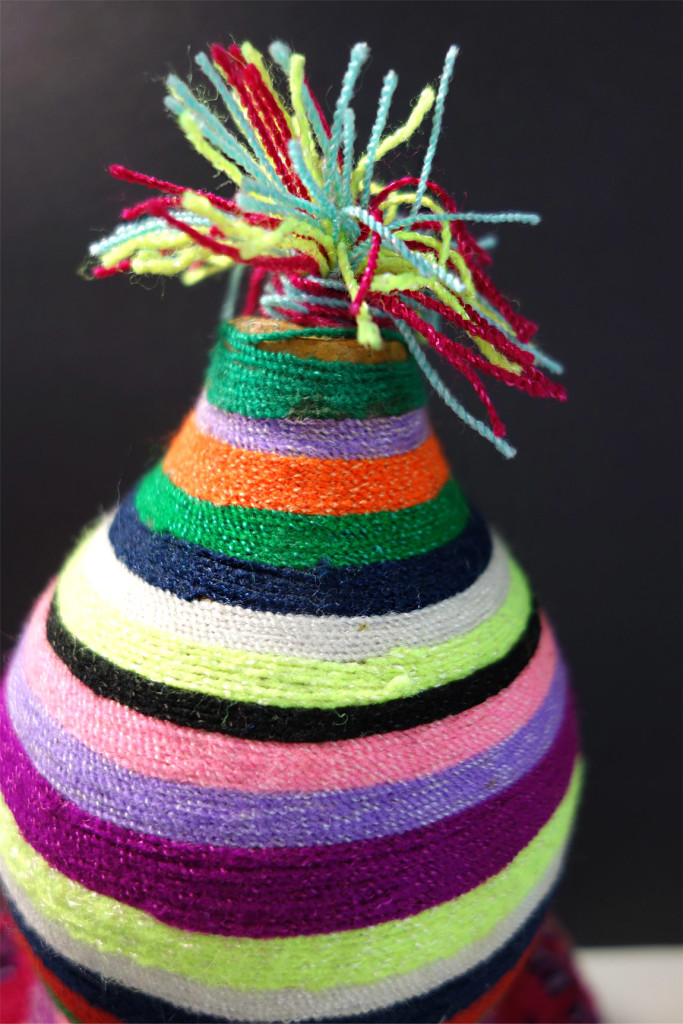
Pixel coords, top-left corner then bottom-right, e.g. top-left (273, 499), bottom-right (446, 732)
top-left (181, 193), bottom-right (331, 272)
top-left (241, 41), bottom-right (296, 137)
top-left (352, 88), bottom-right (434, 191)
top-left (131, 250), bottom-right (206, 276)
top-left (181, 256), bottom-right (233, 285)
top-left (178, 111), bottom-right (244, 184)
top-left (99, 229), bottom-right (195, 268)
top-left (289, 53), bottom-right (322, 185)
top-left (369, 87), bottom-right (435, 165)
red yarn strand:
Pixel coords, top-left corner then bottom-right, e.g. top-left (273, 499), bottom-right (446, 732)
top-left (374, 293), bottom-right (507, 436)
top-left (350, 213), bottom-right (383, 316)
top-left (109, 165), bottom-right (187, 195)
top-left (212, 46), bottom-right (307, 201)
top-left (92, 259), bottom-right (132, 279)
top-left (242, 267), bottom-right (267, 315)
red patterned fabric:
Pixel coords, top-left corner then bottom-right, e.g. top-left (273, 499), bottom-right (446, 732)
top-left (484, 915), bottom-right (600, 1023)
top-left (0, 897), bottom-right (66, 1023)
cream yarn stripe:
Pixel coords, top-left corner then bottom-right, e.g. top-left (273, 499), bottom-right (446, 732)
top-left (0, 771), bottom-right (581, 991)
top-left (80, 516), bottom-right (510, 661)
top-left (1, 850), bottom-right (563, 1021)
top-left (54, 544), bottom-right (531, 708)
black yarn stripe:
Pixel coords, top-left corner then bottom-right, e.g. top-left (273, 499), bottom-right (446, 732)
top-left (46, 601), bottom-right (540, 743)
top-left (6, 888), bottom-right (551, 1024)
top-left (109, 495), bottom-right (492, 617)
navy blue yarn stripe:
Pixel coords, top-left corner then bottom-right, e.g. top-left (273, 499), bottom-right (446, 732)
top-left (4, 894), bottom-right (218, 1024)
top-left (109, 495), bottom-right (492, 617)
top-left (327, 900), bottom-right (549, 1023)
top-left (46, 601), bottom-right (540, 743)
top-left (5, 891), bottom-right (551, 1024)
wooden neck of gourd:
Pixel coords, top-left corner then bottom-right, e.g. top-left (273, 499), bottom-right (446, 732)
top-left (233, 316), bottom-right (409, 365)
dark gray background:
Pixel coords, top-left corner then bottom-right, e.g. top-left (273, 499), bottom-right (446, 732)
top-left (2, 1), bottom-right (681, 947)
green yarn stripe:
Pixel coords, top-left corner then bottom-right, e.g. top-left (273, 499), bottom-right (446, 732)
top-left (206, 323), bottom-right (426, 420)
top-left (0, 764), bottom-right (582, 992)
top-left (43, 987), bottom-right (80, 1024)
top-left (55, 532), bottom-right (530, 708)
top-left (135, 466), bottom-right (469, 568)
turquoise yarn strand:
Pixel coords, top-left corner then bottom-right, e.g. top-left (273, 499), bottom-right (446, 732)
top-left (268, 40), bottom-right (330, 151)
top-left (349, 207), bottom-right (467, 295)
top-left (193, 53), bottom-right (281, 179)
top-left (412, 46), bottom-right (459, 214)
top-left (326, 43), bottom-right (370, 194)
top-left (395, 320), bottom-right (516, 458)
top-left (360, 70), bottom-right (398, 208)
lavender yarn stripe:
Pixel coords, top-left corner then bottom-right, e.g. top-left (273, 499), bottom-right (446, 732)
top-left (195, 393), bottom-right (430, 459)
top-left (0, 689), bottom-right (578, 939)
top-left (7, 649), bottom-right (567, 848)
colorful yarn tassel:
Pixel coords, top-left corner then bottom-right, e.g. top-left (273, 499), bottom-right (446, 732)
top-left (0, 39), bottom-right (594, 1024)
top-left (86, 40), bottom-right (566, 456)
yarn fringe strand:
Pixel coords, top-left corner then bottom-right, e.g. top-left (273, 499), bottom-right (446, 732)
top-left (86, 40), bottom-right (566, 453)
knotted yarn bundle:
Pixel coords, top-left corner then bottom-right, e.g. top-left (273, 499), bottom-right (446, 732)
top-left (0, 40), bottom-right (586, 1024)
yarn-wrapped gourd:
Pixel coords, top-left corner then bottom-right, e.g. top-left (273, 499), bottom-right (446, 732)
top-left (0, 40), bottom-right (582, 1024)
top-left (0, 316), bottom-right (580, 1023)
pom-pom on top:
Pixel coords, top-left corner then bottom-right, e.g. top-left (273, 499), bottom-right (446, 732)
top-left (87, 40), bottom-right (566, 455)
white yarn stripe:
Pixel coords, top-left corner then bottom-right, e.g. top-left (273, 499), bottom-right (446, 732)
top-left (1, 850), bottom-right (563, 1021)
top-left (81, 515), bottom-right (510, 661)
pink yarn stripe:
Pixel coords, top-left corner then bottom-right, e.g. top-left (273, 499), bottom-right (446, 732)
top-left (22, 584), bottom-right (557, 794)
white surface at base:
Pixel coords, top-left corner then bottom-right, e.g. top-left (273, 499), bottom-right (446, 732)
top-left (576, 947), bottom-right (683, 1024)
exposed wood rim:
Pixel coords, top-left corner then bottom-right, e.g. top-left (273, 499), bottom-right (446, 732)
top-left (232, 316), bottom-right (408, 364)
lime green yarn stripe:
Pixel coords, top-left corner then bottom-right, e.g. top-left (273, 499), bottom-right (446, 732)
top-left (206, 322), bottom-right (426, 419)
top-left (0, 763), bottom-right (582, 992)
top-left (134, 466), bottom-right (468, 568)
top-left (55, 534), bottom-right (529, 708)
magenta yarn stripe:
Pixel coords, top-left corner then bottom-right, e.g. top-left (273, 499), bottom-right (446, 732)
top-left (0, 690), bottom-right (578, 938)
top-left (6, 648), bottom-right (568, 848)
top-left (23, 587), bottom-right (559, 793)
top-left (194, 393), bottom-right (430, 459)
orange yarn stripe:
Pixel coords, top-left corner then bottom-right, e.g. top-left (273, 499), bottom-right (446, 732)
top-left (163, 413), bottom-right (450, 514)
top-left (19, 936), bottom-right (121, 1024)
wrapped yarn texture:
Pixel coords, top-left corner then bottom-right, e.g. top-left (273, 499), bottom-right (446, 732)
top-left (0, 317), bottom-right (582, 1024)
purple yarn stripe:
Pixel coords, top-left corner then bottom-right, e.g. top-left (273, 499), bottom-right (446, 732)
top-left (0, 683), bottom-right (578, 939)
top-left (194, 392), bottom-right (430, 459)
top-left (6, 651), bottom-right (567, 848)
